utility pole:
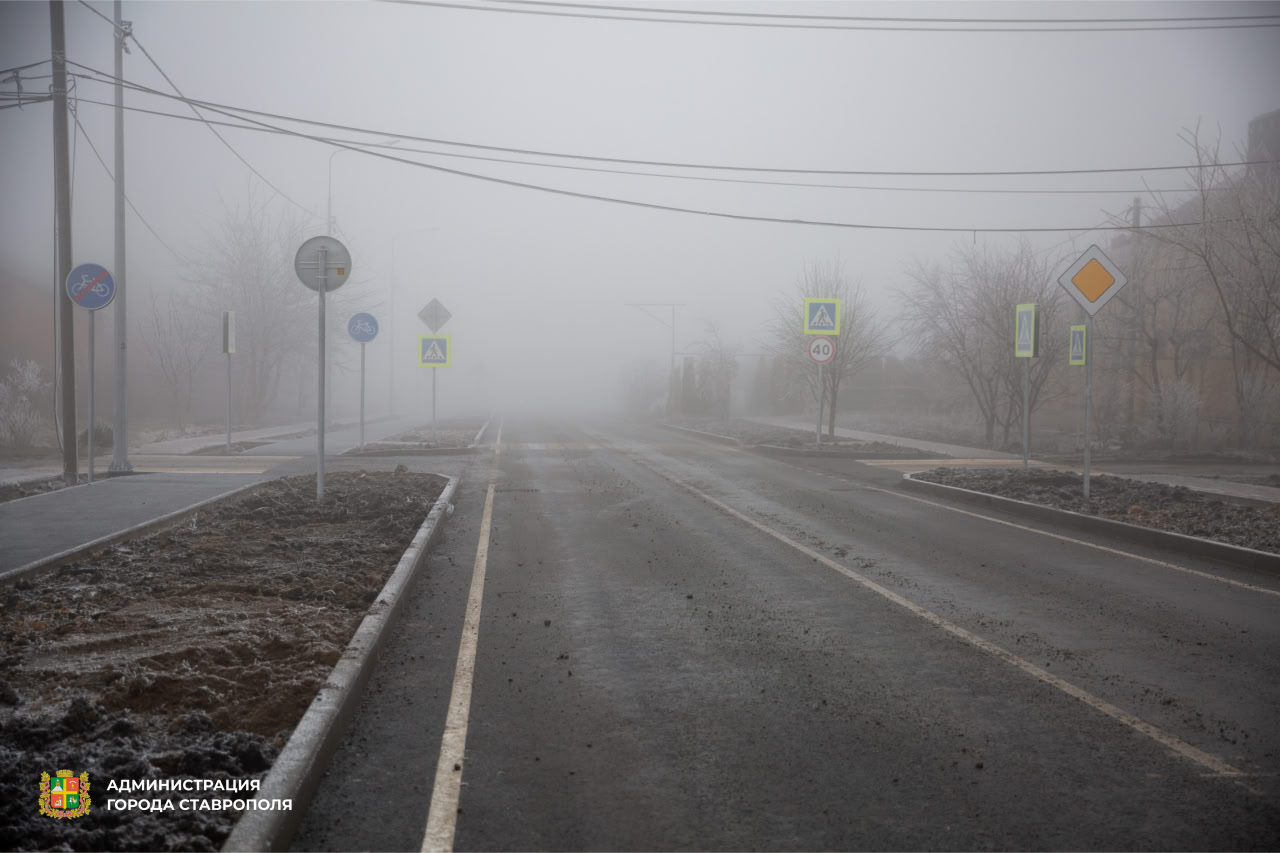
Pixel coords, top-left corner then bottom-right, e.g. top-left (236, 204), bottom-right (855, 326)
top-left (51, 0), bottom-right (77, 486)
top-left (1123, 197), bottom-right (1141, 438)
top-left (627, 302), bottom-right (683, 418)
top-left (109, 0), bottom-right (132, 474)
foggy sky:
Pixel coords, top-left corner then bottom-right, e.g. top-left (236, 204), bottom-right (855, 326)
top-left (2, 0), bottom-right (1278, 415)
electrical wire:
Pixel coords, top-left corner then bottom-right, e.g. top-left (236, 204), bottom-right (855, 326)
top-left (67, 95), bottom-right (1217, 197)
top-left (69, 106), bottom-right (193, 264)
top-left (67, 78), bottom-right (1232, 234)
top-left (487, 0), bottom-right (1280, 25)
top-left (66, 64), bottom-right (1278, 178)
top-left (76, 1), bottom-right (317, 219)
top-left (380, 0), bottom-right (1280, 32)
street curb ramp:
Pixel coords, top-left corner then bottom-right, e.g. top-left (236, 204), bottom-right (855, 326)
top-left (900, 473), bottom-right (1280, 575)
top-left (222, 475), bottom-right (460, 853)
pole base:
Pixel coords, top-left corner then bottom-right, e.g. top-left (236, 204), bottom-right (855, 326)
top-left (107, 460), bottom-right (134, 473)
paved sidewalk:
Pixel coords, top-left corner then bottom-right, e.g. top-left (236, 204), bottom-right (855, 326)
top-left (0, 472), bottom-right (269, 575)
top-left (746, 415), bottom-right (1022, 460)
top-left (745, 416), bottom-right (1280, 505)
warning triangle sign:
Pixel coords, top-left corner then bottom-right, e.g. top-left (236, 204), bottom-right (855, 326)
top-left (811, 304), bottom-right (835, 329)
top-left (423, 341), bottom-right (445, 362)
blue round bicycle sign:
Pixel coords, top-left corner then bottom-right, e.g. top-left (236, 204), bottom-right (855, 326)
top-left (65, 263), bottom-right (116, 311)
top-left (348, 312), bottom-right (379, 343)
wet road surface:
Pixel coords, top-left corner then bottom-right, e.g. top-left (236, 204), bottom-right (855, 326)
top-left (293, 417), bottom-right (1280, 850)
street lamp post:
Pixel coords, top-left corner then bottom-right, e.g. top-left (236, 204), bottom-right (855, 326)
top-left (627, 303), bottom-right (683, 419)
top-left (390, 227), bottom-right (440, 416)
top-left (324, 139), bottom-right (397, 426)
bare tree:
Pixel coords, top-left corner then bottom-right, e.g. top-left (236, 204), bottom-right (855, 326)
top-left (1135, 125), bottom-right (1280, 445)
top-left (187, 193), bottom-right (331, 426)
top-left (766, 261), bottom-right (890, 437)
top-left (140, 292), bottom-right (214, 428)
top-left (901, 242), bottom-right (1067, 449)
top-left (692, 320), bottom-right (738, 418)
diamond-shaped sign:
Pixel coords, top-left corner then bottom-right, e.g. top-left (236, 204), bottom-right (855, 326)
top-left (418, 298), bottom-right (452, 332)
top-left (1058, 244), bottom-right (1127, 316)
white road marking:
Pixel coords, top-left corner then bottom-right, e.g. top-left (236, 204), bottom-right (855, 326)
top-left (422, 424), bottom-right (502, 853)
top-left (868, 486), bottom-right (1280, 599)
top-left (630, 455), bottom-right (1248, 781)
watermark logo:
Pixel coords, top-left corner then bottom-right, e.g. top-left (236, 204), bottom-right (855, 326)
top-left (40, 770), bottom-right (91, 819)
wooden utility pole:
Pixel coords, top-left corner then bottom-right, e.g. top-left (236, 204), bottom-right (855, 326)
top-left (51, 0), bottom-right (78, 486)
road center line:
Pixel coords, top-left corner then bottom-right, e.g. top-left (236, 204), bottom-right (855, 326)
top-left (422, 424), bottom-right (502, 853)
top-left (628, 454), bottom-right (1247, 782)
top-left (864, 485), bottom-right (1280, 598)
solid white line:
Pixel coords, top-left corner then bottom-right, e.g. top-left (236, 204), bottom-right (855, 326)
top-left (632, 457), bottom-right (1246, 780)
top-left (868, 485), bottom-right (1280, 598)
top-left (422, 425), bottom-right (501, 853)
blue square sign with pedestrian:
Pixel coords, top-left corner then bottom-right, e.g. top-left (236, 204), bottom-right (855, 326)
top-left (804, 298), bottom-right (841, 335)
top-left (419, 334), bottom-right (451, 367)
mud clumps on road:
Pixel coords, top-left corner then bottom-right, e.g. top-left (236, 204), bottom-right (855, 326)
top-left (0, 470), bottom-right (445, 851)
top-left (915, 467), bottom-right (1280, 554)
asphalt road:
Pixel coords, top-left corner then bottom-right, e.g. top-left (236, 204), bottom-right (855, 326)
top-left (292, 417), bottom-right (1280, 851)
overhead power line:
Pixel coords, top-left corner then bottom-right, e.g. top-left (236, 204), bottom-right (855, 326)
top-left (489, 0), bottom-right (1280, 25)
top-left (76, 1), bottom-right (317, 220)
top-left (71, 93), bottom-right (1217, 198)
top-left (62, 75), bottom-right (1223, 235)
top-left (68, 105), bottom-right (192, 264)
top-left (380, 0), bottom-right (1280, 32)
top-left (67, 64), bottom-right (1275, 179)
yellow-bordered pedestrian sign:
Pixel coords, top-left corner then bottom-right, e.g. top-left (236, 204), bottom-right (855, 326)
top-left (1015, 303), bottom-right (1038, 358)
top-left (1069, 324), bottom-right (1087, 365)
top-left (418, 334), bottom-right (451, 367)
top-left (803, 298), bottom-right (841, 335)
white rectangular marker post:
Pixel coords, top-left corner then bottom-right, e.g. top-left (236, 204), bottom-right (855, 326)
top-left (1014, 304), bottom-right (1037, 472)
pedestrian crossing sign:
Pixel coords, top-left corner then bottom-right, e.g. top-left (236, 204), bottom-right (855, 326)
top-left (1069, 324), bottom-right (1086, 366)
top-left (418, 334), bottom-right (451, 367)
top-left (804, 298), bottom-right (841, 335)
top-left (1015, 303), bottom-right (1038, 358)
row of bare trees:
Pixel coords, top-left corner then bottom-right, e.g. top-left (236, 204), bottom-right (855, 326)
top-left (140, 192), bottom-right (367, 429)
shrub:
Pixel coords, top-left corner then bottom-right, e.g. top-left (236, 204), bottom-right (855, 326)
top-left (0, 359), bottom-right (51, 449)
top-left (77, 421), bottom-right (114, 451)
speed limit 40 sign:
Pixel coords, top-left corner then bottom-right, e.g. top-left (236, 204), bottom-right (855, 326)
top-left (808, 336), bottom-right (834, 364)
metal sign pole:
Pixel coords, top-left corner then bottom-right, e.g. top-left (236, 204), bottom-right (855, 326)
top-left (317, 243), bottom-right (327, 502)
top-left (1022, 359), bottom-right (1030, 472)
top-left (359, 341), bottom-right (366, 449)
top-left (432, 367), bottom-right (437, 441)
top-left (815, 363), bottom-right (823, 446)
top-left (226, 353), bottom-right (232, 451)
top-left (88, 311), bottom-right (95, 484)
top-left (1084, 314), bottom-right (1094, 501)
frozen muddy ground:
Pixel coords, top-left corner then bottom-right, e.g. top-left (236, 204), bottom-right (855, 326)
top-left (913, 467), bottom-right (1280, 554)
top-left (0, 469), bottom-right (446, 851)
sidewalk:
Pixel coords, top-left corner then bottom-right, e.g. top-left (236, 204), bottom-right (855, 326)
top-left (0, 472), bottom-right (268, 575)
top-left (745, 415), bottom-right (1022, 460)
top-left (132, 413), bottom-right (395, 455)
top-left (744, 415), bottom-right (1280, 505)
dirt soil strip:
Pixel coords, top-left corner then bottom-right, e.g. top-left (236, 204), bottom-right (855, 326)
top-left (902, 471), bottom-right (1280, 572)
top-left (0, 471), bottom-right (448, 852)
top-left (223, 475), bottom-right (458, 853)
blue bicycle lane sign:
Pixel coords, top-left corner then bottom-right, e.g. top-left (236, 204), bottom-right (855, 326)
top-left (65, 263), bottom-right (116, 311)
top-left (348, 312), bottom-right (379, 343)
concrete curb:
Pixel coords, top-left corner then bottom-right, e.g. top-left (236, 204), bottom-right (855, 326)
top-left (751, 443), bottom-right (945, 461)
top-left (342, 444), bottom-right (478, 457)
top-left (656, 422), bottom-right (743, 447)
top-left (0, 480), bottom-right (267, 586)
top-left (223, 475), bottom-right (460, 853)
top-left (900, 474), bottom-right (1280, 574)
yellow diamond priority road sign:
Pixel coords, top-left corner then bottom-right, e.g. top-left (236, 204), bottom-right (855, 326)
top-left (1058, 244), bottom-right (1127, 316)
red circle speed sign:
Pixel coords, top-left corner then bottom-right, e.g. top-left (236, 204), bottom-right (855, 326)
top-left (808, 337), bottom-right (834, 364)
